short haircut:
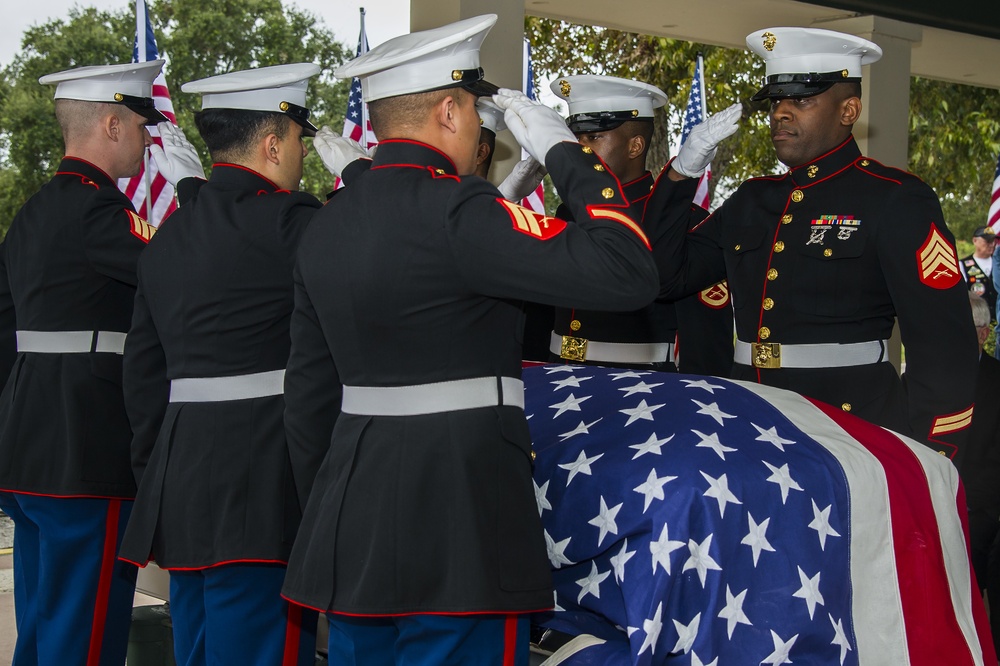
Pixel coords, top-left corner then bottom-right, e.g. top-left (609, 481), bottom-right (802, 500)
top-left (622, 119), bottom-right (653, 157)
top-left (837, 81), bottom-right (862, 100)
top-left (368, 87), bottom-right (466, 139)
top-left (478, 127), bottom-right (496, 175)
top-left (970, 293), bottom-right (991, 328)
top-left (193, 108), bottom-right (290, 163)
top-left (54, 99), bottom-right (127, 145)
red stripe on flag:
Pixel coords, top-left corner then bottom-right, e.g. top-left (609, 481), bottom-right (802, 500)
top-left (807, 399), bottom-right (980, 666)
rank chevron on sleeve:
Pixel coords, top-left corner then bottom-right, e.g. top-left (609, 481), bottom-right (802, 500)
top-left (916, 224), bottom-right (960, 289)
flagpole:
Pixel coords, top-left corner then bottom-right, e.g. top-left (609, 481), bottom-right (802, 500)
top-left (358, 8), bottom-right (369, 151)
top-left (137, 0), bottom-right (152, 217)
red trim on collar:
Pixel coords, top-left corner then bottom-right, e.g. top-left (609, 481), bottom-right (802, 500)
top-left (212, 163), bottom-right (281, 190)
top-left (58, 156), bottom-right (115, 184)
top-left (376, 138), bottom-right (458, 173)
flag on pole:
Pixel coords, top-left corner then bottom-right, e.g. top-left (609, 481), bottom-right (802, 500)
top-left (521, 38), bottom-right (546, 214)
top-left (988, 151), bottom-right (1000, 234)
top-left (335, 8), bottom-right (378, 190)
top-left (118, 0), bottom-right (177, 228)
top-left (680, 54), bottom-right (712, 210)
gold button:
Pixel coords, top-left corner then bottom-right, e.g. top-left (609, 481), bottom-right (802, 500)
top-left (841, 69), bottom-right (849, 78)
top-left (762, 297), bottom-right (774, 310)
top-left (734, 244), bottom-right (741, 251)
top-left (594, 164), bottom-right (605, 172)
top-left (791, 190), bottom-right (804, 203)
top-left (860, 159), bottom-right (870, 166)
top-left (279, 101), bottom-right (290, 111)
top-left (582, 146), bottom-right (593, 154)
top-left (841, 403), bottom-right (852, 412)
top-left (601, 188), bottom-right (614, 199)
top-left (569, 319), bottom-right (582, 332)
top-left (759, 326), bottom-right (771, 340)
top-left (767, 268), bottom-right (778, 281)
top-left (531, 449), bottom-right (537, 461)
top-left (823, 248), bottom-right (833, 257)
top-left (781, 214), bottom-right (793, 224)
top-left (435, 169), bottom-right (445, 175)
top-left (774, 241), bottom-right (785, 252)
top-left (114, 92), bottom-right (124, 102)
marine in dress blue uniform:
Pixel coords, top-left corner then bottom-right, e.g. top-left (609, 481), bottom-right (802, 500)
top-left (652, 27), bottom-right (978, 461)
top-left (0, 60), bottom-right (167, 666)
top-left (118, 64), bottom-right (324, 666)
top-left (279, 15), bottom-right (667, 665)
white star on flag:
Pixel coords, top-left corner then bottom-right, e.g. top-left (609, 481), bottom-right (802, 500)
top-left (576, 561), bottom-right (610, 603)
top-left (792, 566), bottom-right (825, 619)
top-left (534, 479), bottom-right (552, 516)
top-left (691, 652), bottom-right (719, 666)
top-left (552, 375), bottom-right (594, 390)
top-left (544, 529), bottom-right (573, 568)
top-left (829, 614), bottom-right (852, 665)
top-left (761, 630), bottom-right (798, 665)
top-left (701, 471), bottom-right (742, 517)
top-left (618, 380), bottom-right (664, 397)
top-left (808, 499), bottom-right (841, 550)
top-left (764, 460), bottom-right (804, 504)
top-left (693, 429), bottom-right (737, 460)
top-left (650, 523), bottom-right (686, 575)
top-left (682, 534), bottom-right (722, 587)
top-left (609, 370), bottom-right (651, 381)
top-left (692, 399), bottom-right (737, 426)
top-left (671, 611), bottom-right (701, 654)
top-left (681, 378), bottom-right (726, 394)
top-left (638, 602), bottom-right (664, 655)
top-left (545, 365), bottom-right (586, 374)
top-left (629, 432), bottom-right (674, 459)
top-left (588, 495), bottom-right (623, 546)
top-left (558, 448), bottom-right (603, 484)
top-left (609, 538), bottom-right (636, 583)
top-left (633, 468), bottom-right (678, 512)
top-left (558, 419), bottom-right (603, 443)
top-left (717, 585), bottom-right (753, 638)
top-left (549, 392), bottom-right (592, 418)
top-left (619, 399), bottom-right (665, 426)
top-left (753, 423), bottom-right (796, 450)
top-left (741, 513), bottom-right (776, 566)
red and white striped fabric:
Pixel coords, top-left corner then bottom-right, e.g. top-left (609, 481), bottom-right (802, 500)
top-left (520, 38), bottom-right (545, 214)
top-left (524, 365), bottom-right (996, 665)
top-left (988, 152), bottom-right (999, 234)
top-left (117, 0), bottom-right (177, 228)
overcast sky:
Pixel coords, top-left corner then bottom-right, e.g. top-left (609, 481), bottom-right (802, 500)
top-left (0, 0), bottom-right (412, 67)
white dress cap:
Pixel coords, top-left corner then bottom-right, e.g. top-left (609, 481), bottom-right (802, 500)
top-left (549, 74), bottom-right (667, 132)
top-left (39, 60), bottom-right (167, 124)
top-left (182, 63), bottom-right (321, 135)
top-left (477, 98), bottom-right (506, 135)
top-left (746, 27), bottom-right (882, 101)
top-left (335, 14), bottom-right (499, 102)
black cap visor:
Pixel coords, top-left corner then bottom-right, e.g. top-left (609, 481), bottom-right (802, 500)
top-left (115, 93), bottom-right (168, 125)
top-left (567, 110), bottom-right (651, 134)
top-left (750, 72), bottom-right (861, 102)
top-left (280, 100), bottom-right (318, 137)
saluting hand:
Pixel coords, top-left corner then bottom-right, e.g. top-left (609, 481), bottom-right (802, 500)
top-left (492, 88), bottom-right (576, 167)
top-left (672, 102), bottom-right (743, 178)
top-left (497, 156), bottom-right (547, 202)
top-left (313, 126), bottom-right (371, 178)
top-left (149, 122), bottom-right (206, 184)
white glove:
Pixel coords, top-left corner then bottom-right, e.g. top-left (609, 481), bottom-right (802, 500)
top-left (149, 122), bottom-right (205, 184)
top-left (672, 103), bottom-right (742, 178)
top-left (313, 126), bottom-right (370, 178)
top-left (497, 157), bottom-right (547, 202)
top-left (492, 88), bottom-right (576, 166)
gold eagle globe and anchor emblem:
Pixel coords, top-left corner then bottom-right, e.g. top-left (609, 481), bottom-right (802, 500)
top-left (762, 31), bottom-right (777, 51)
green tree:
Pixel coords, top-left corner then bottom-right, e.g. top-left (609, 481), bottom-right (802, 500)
top-left (526, 17), bottom-right (1000, 230)
top-left (0, 0), bottom-right (352, 235)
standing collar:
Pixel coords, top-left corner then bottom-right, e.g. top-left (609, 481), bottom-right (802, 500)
top-left (622, 171), bottom-right (654, 204)
top-left (208, 163), bottom-right (282, 192)
top-left (370, 139), bottom-right (458, 176)
top-left (788, 136), bottom-right (861, 187)
top-left (56, 157), bottom-right (117, 187)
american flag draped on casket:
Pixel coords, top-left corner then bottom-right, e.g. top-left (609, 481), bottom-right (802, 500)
top-left (524, 365), bottom-right (996, 666)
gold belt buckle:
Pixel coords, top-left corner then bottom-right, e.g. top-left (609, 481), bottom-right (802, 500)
top-left (752, 342), bottom-right (781, 369)
top-left (560, 335), bottom-right (588, 362)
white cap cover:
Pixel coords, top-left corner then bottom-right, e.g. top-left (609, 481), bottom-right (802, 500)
top-left (39, 60), bottom-right (167, 123)
top-left (335, 14), bottom-right (499, 102)
top-left (549, 74), bottom-right (666, 132)
top-left (477, 98), bottom-right (506, 134)
top-left (746, 27), bottom-right (882, 101)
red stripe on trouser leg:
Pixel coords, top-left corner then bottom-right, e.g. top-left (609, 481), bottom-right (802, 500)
top-left (503, 614), bottom-right (518, 666)
top-left (86, 499), bottom-right (120, 666)
top-left (282, 602), bottom-right (303, 666)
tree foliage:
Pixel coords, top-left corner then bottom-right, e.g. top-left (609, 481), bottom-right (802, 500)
top-left (526, 16), bottom-right (1000, 236)
top-left (0, 0), bottom-right (351, 234)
